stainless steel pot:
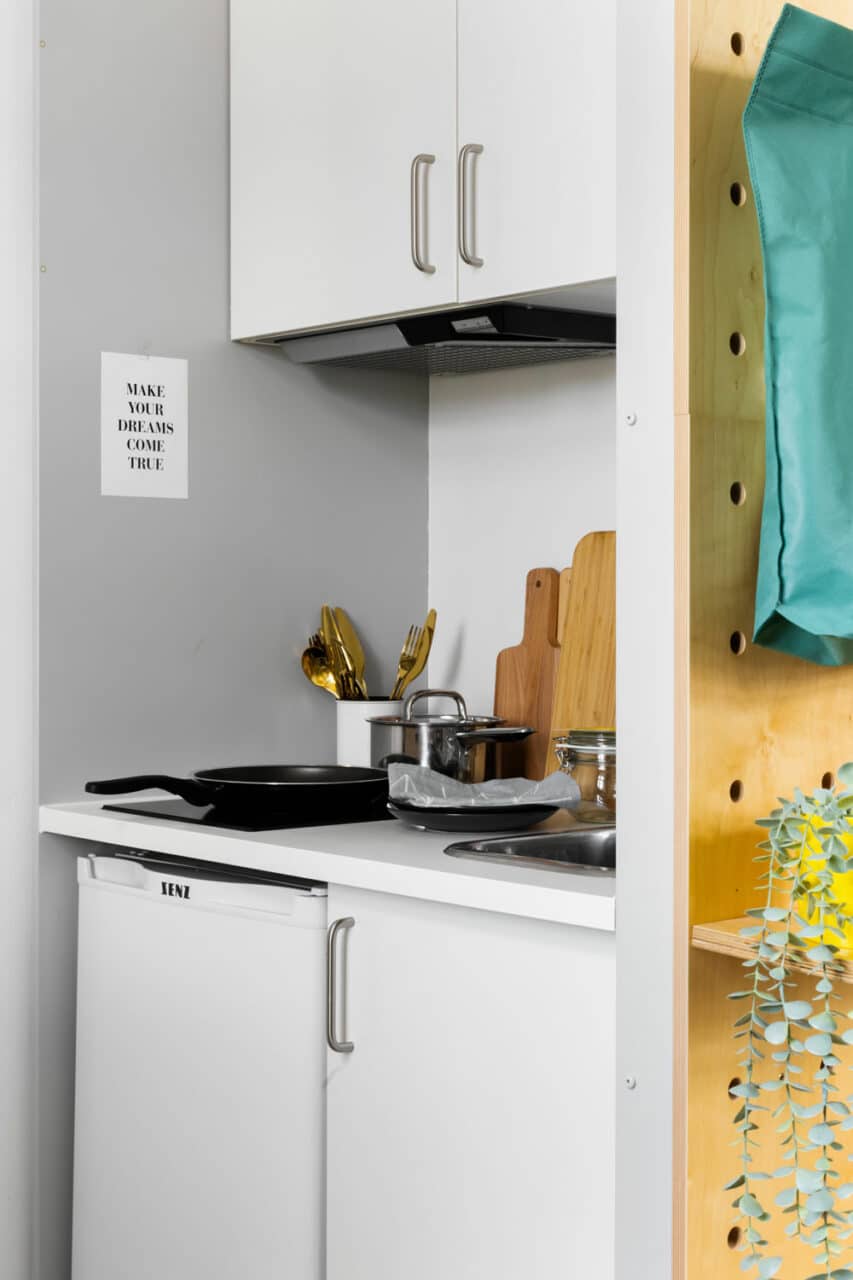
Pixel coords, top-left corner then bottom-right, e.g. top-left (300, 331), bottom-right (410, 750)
top-left (368, 689), bottom-right (535, 783)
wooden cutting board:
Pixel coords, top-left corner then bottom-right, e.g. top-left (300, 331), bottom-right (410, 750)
top-left (494, 567), bottom-right (561, 779)
top-left (550, 531), bottom-right (616, 743)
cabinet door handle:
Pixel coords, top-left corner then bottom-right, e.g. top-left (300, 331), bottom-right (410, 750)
top-left (327, 916), bottom-right (355, 1054)
top-left (457, 143), bottom-right (484, 267)
top-left (410, 154), bottom-right (436, 274)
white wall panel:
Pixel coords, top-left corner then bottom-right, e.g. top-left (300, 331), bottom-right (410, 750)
top-left (614, 0), bottom-right (677, 1276)
top-left (0, 0), bottom-right (37, 1275)
top-left (428, 359), bottom-right (616, 716)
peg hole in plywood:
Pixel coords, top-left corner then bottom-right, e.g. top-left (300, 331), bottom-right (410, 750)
top-left (727, 1227), bottom-right (741, 1249)
top-left (730, 32), bottom-right (744, 56)
top-left (730, 780), bottom-right (744, 804)
top-left (730, 481), bottom-right (746, 506)
top-left (822, 771), bottom-right (835, 791)
top-left (729, 331), bottom-right (746, 357)
top-left (730, 181), bottom-right (748, 207)
top-left (730, 630), bottom-right (747, 656)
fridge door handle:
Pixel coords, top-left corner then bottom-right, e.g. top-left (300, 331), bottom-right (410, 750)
top-left (327, 916), bottom-right (355, 1053)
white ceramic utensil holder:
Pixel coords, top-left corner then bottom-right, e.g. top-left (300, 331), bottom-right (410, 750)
top-left (336, 699), bottom-right (403, 768)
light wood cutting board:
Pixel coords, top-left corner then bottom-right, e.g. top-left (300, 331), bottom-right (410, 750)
top-left (549, 531), bottom-right (616, 749)
top-left (493, 567), bottom-right (561, 779)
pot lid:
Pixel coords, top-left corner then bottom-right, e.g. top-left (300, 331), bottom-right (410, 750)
top-left (368, 688), bottom-right (504, 730)
top-left (367, 712), bottom-right (506, 729)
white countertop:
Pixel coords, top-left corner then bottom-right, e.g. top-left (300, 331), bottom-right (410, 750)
top-left (38, 800), bottom-right (616, 931)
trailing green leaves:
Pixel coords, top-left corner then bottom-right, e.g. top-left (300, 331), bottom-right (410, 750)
top-left (726, 779), bottom-right (853, 1279)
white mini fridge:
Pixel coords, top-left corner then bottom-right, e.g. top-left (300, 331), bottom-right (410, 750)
top-left (72, 853), bottom-right (328, 1280)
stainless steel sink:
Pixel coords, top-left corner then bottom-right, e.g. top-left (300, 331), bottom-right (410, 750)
top-left (444, 826), bottom-right (615, 874)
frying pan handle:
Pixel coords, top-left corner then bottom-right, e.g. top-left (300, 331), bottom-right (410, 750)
top-left (454, 727), bottom-right (536, 745)
top-left (85, 774), bottom-right (215, 807)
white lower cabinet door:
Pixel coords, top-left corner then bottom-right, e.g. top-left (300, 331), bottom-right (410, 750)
top-left (325, 885), bottom-right (615, 1280)
top-left (457, 0), bottom-right (616, 303)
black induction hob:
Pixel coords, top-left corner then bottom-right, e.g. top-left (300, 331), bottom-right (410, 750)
top-left (103, 796), bottom-right (391, 832)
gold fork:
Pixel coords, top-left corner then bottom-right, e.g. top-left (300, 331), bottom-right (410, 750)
top-left (390, 624), bottom-right (423, 700)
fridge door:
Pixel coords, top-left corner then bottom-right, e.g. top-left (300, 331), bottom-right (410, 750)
top-left (72, 855), bottom-right (327, 1280)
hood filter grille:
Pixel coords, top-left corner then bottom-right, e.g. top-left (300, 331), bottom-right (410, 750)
top-left (317, 343), bottom-right (615, 376)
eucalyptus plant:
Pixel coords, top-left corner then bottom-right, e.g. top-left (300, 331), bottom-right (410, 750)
top-left (727, 765), bottom-right (853, 1280)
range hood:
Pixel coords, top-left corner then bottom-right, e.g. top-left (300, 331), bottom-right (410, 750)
top-left (269, 302), bottom-right (616, 376)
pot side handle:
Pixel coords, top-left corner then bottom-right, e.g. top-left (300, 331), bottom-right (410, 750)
top-left (454, 727), bottom-right (536, 745)
top-left (85, 774), bottom-right (214, 806)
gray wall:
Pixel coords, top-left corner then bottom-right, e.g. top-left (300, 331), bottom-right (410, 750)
top-left (37, 1), bottom-right (428, 1274)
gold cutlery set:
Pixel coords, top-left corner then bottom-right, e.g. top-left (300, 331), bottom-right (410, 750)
top-left (301, 606), bottom-right (436, 702)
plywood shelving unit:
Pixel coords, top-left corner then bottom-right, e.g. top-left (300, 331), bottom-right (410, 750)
top-left (678, 2), bottom-right (853, 1277)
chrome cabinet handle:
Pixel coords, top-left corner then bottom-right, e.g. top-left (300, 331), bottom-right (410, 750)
top-left (457, 143), bottom-right (484, 267)
top-left (327, 916), bottom-right (355, 1053)
top-left (410, 154), bottom-right (436, 274)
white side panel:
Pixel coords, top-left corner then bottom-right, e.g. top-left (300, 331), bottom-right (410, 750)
top-left (230, 0), bottom-right (457, 338)
top-left (457, 0), bottom-right (616, 303)
top-left (615, 0), bottom-right (676, 1276)
top-left (72, 867), bottom-right (326, 1280)
top-left (0, 0), bottom-right (37, 1275)
top-left (326, 885), bottom-right (615, 1280)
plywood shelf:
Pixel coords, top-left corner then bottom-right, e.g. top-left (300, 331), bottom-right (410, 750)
top-left (692, 918), bottom-right (853, 984)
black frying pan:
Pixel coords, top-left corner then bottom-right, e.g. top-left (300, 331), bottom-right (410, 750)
top-left (85, 765), bottom-right (389, 820)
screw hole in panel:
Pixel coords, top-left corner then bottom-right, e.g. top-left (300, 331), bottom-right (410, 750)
top-left (730, 780), bottom-right (744, 803)
top-left (730, 481), bottom-right (746, 506)
top-left (729, 331), bottom-right (746, 356)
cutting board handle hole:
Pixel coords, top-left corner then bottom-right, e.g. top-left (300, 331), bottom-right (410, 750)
top-left (727, 1076), bottom-right (742, 1098)
top-left (729, 779), bottom-right (744, 803)
top-left (729, 481), bottom-right (746, 506)
top-left (727, 1227), bottom-right (741, 1249)
top-left (822, 771), bottom-right (835, 790)
top-left (535, 578), bottom-right (542, 587)
top-left (729, 331), bottom-right (746, 357)
top-left (729, 181), bottom-right (747, 207)
top-left (730, 32), bottom-right (744, 56)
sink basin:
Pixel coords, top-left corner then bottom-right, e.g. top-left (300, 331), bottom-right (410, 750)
top-left (444, 826), bottom-right (615, 874)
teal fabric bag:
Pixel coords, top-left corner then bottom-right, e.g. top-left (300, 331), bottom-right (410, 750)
top-left (744, 4), bottom-right (853, 664)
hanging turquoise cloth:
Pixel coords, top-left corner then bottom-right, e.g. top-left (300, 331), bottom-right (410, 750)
top-left (744, 4), bottom-right (853, 664)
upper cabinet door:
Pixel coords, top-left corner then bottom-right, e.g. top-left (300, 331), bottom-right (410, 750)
top-left (230, 0), bottom-right (457, 340)
top-left (457, 0), bottom-right (616, 303)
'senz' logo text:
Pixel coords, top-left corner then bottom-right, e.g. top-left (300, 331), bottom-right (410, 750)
top-left (161, 881), bottom-right (190, 900)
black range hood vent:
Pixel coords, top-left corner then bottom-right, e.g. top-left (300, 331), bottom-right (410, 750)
top-left (269, 303), bottom-right (615, 376)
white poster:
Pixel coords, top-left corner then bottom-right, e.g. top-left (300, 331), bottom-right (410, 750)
top-left (100, 352), bottom-right (188, 499)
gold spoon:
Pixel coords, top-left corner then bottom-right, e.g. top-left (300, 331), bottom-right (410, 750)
top-left (301, 637), bottom-right (340, 698)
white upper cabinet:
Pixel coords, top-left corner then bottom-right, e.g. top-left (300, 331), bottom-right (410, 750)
top-left (457, 0), bottom-right (616, 302)
top-left (230, 0), bottom-right (615, 340)
top-left (230, 0), bottom-right (458, 340)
